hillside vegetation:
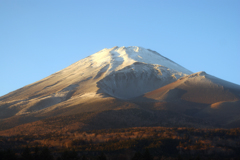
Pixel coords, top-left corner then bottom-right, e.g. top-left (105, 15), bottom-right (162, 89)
top-left (0, 126), bottom-right (240, 160)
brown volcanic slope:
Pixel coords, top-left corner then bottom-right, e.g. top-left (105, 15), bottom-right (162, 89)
top-left (144, 71), bottom-right (239, 103)
top-left (139, 71), bottom-right (240, 128)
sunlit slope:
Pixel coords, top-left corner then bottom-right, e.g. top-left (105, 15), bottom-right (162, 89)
top-left (0, 46), bottom-right (191, 119)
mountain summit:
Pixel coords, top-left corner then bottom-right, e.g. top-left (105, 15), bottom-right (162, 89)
top-left (0, 46), bottom-right (240, 134)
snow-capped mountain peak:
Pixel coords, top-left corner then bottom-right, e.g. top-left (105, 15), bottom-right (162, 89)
top-left (88, 46), bottom-right (192, 75)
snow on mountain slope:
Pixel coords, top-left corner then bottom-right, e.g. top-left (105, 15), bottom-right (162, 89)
top-left (97, 62), bottom-right (187, 99)
top-left (90, 46), bottom-right (192, 74)
top-left (0, 46), bottom-right (191, 117)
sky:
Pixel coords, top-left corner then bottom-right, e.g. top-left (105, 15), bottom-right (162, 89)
top-left (0, 0), bottom-right (239, 97)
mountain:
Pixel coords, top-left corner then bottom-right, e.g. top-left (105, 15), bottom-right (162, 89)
top-left (0, 46), bottom-right (239, 135)
top-left (0, 46), bottom-right (191, 117)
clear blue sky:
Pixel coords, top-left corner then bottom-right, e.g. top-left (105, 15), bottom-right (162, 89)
top-left (0, 0), bottom-right (239, 97)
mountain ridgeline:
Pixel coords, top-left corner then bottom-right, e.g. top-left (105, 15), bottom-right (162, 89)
top-left (0, 46), bottom-right (240, 135)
